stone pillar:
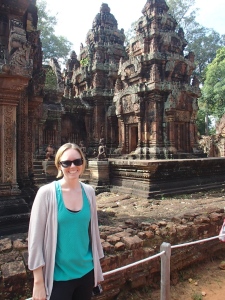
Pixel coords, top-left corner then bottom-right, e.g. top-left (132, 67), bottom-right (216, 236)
top-left (168, 116), bottom-right (176, 153)
top-left (0, 75), bottom-right (29, 196)
top-left (125, 124), bottom-right (129, 153)
top-left (88, 160), bottom-right (109, 186)
top-left (144, 121), bottom-right (148, 147)
top-left (0, 104), bottom-right (20, 195)
top-left (56, 115), bottom-right (62, 148)
top-left (17, 91), bottom-right (29, 186)
top-left (189, 121), bottom-right (195, 151)
top-left (93, 99), bottom-right (103, 145)
top-left (38, 120), bottom-right (45, 153)
top-left (120, 119), bottom-right (126, 153)
top-left (186, 122), bottom-right (190, 152)
top-left (108, 117), bottom-right (117, 153)
top-left (85, 109), bottom-right (92, 145)
top-left (137, 116), bottom-right (141, 147)
top-left (28, 97), bottom-right (43, 170)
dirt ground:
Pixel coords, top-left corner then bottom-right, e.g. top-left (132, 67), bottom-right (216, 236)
top-left (96, 188), bottom-right (225, 300)
top-left (141, 258), bottom-right (225, 300)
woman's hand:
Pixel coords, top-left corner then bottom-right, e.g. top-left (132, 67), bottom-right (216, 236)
top-left (32, 267), bottom-right (47, 300)
top-left (32, 281), bottom-right (47, 300)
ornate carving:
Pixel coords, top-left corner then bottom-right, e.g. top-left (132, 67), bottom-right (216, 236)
top-left (175, 111), bottom-right (190, 122)
top-left (9, 20), bottom-right (33, 77)
top-left (3, 106), bottom-right (14, 183)
top-left (17, 91), bottom-right (28, 180)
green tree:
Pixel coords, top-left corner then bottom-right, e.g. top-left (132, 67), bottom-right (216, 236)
top-left (166, 0), bottom-right (225, 135)
top-left (44, 66), bottom-right (58, 90)
top-left (187, 28), bottom-right (223, 80)
top-left (166, 0), bottom-right (199, 32)
top-left (200, 47), bottom-right (225, 121)
top-left (37, 0), bottom-right (72, 63)
top-left (167, 0), bottom-right (224, 82)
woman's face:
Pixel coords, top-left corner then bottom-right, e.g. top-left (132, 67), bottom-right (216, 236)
top-left (59, 148), bottom-right (83, 180)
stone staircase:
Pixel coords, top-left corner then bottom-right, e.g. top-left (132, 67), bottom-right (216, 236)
top-left (32, 158), bottom-right (91, 187)
top-left (33, 159), bottom-right (47, 186)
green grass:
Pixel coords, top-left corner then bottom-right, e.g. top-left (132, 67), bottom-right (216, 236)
top-left (192, 293), bottom-right (202, 300)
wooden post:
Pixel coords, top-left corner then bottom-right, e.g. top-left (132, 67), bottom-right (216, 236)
top-left (160, 242), bottom-right (171, 300)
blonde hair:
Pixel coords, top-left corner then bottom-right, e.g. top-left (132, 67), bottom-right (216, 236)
top-left (55, 143), bottom-right (86, 178)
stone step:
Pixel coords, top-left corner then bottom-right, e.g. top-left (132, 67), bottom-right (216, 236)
top-left (0, 213), bottom-right (30, 236)
top-left (35, 155), bottom-right (46, 160)
top-left (34, 173), bottom-right (46, 179)
top-left (0, 197), bottom-right (29, 217)
top-left (0, 195), bottom-right (30, 236)
top-left (33, 178), bottom-right (47, 185)
top-left (33, 163), bottom-right (43, 168)
top-left (33, 159), bottom-right (43, 163)
top-left (33, 169), bottom-right (44, 175)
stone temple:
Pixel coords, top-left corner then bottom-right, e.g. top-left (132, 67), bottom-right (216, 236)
top-left (51, 1), bottom-right (201, 160)
top-left (1, 0), bottom-right (217, 235)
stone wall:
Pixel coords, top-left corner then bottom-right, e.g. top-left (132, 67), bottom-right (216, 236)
top-left (1, 208), bottom-right (225, 300)
top-left (110, 157), bottom-right (225, 198)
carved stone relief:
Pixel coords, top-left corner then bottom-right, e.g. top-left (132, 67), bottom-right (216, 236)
top-left (9, 20), bottom-right (32, 77)
top-left (3, 106), bottom-right (14, 183)
top-left (175, 111), bottom-right (190, 122)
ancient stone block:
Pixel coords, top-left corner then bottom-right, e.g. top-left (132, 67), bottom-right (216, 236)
top-left (115, 231), bottom-right (131, 238)
top-left (122, 235), bottom-right (143, 250)
top-left (102, 241), bottom-right (114, 253)
top-left (209, 212), bottom-right (223, 221)
top-left (1, 260), bottom-right (26, 280)
top-left (0, 238), bottom-right (12, 252)
top-left (128, 271), bottom-right (148, 289)
top-left (13, 239), bottom-right (28, 250)
top-left (114, 242), bottom-right (125, 251)
top-left (106, 235), bottom-right (121, 245)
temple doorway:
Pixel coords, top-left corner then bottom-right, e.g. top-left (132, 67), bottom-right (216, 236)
top-left (129, 125), bottom-right (138, 153)
top-left (43, 120), bottom-right (57, 145)
top-left (61, 114), bottom-right (87, 145)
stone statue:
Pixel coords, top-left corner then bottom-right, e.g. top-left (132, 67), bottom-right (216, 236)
top-left (97, 138), bottom-right (107, 160)
top-left (45, 142), bottom-right (55, 160)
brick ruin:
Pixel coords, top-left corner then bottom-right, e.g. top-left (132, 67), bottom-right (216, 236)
top-left (1, 200), bottom-right (225, 299)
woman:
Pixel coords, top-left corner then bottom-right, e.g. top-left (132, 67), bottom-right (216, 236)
top-left (28, 143), bottom-right (104, 300)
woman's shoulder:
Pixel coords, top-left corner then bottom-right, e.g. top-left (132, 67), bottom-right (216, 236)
top-left (32, 181), bottom-right (56, 210)
top-left (36, 181), bottom-right (56, 195)
top-left (80, 181), bottom-right (95, 194)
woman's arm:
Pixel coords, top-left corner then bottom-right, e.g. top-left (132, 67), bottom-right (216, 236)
top-left (32, 266), bottom-right (47, 300)
top-left (28, 187), bottom-right (48, 270)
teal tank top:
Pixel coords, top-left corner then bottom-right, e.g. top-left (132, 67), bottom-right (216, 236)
top-left (53, 181), bottom-right (93, 281)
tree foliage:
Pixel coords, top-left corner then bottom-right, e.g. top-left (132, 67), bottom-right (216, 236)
top-left (167, 0), bottom-right (225, 82)
top-left (200, 47), bottom-right (225, 120)
top-left (36, 0), bottom-right (72, 63)
top-left (167, 0), bottom-right (198, 31)
top-left (44, 66), bottom-right (58, 91)
top-left (166, 0), bottom-right (225, 135)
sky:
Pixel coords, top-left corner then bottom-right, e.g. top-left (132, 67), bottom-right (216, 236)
top-left (43, 0), bottom-right (225, 56)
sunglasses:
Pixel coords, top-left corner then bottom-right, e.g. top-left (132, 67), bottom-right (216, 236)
top-left (59, 158), bottom-right (83, 168)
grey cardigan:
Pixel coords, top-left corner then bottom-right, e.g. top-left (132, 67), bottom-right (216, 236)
top-left (28, 181), bottom-right (104, 299)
